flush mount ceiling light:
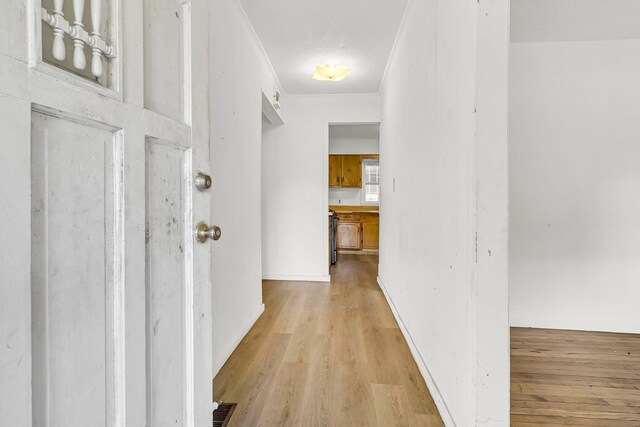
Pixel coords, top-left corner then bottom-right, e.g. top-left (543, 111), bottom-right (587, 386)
top-left (311, 64), bottom-right (351, 81)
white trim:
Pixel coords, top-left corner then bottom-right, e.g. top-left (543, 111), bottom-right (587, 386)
top-left (112, 130), bottom-right (126, 427)
top-left (378, 0), bottom-right (413, 93)
top-left (183, 147), bottom-right (195, 427)
top-left (231, 0), bottom-right (284, 94)
top-left (182, 1), bottom-right (193, 127)
top-left (213, 304), bottom-right (266, 377)
top-left (262, 274), bottom-right (331, 283)
top-left (377, 275), bottom-right (457, 427)
top-left (181, 5), bottom-right (195, 425)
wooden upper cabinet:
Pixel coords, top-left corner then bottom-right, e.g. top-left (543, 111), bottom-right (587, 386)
top-left (329, 155), bottom-right (342, 188)
top-left (340, 155), bottom-right (362, 188)
top-left (329, 154), bottom-right (377, 189)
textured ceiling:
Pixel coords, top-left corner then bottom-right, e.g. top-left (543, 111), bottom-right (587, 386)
top-left (512, 0), bottom-right (640, 42)
top-left (239, 0), bottom-right (409, 94)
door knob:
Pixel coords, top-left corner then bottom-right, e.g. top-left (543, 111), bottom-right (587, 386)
top-left (194, 172), bottom-right (212, 191)
top-left (195, 222), bottom-right (222, 243)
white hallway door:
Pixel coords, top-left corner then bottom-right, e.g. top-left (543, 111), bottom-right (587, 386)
top-left (0, 1), bottom-right (213, 426)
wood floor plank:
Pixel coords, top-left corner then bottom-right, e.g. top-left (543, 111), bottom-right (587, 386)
top-left (511, 327), bottom-right (640, 426)
top-left (213, 254), bottom-right (442, 426)
top-left (413, 413), bottom-right (447, 426)
top-left (372, 383), bottom-right (422, 427)
top-left (256, 362), bottom-right (310, 426)
top-left (217, 333), bottom-right (292, 427)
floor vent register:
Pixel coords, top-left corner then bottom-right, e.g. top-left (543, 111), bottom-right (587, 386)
top-left (213, 402), bottom-right (237, 427)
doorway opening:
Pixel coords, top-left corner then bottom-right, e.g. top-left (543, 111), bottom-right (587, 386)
top-left (327, 123), bottom-right (380, 270)
top-left (508, 1), bottom-right (640, 424)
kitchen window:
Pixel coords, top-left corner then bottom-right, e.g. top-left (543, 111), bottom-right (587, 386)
top-left (362, 160), bottom-right (380, 204)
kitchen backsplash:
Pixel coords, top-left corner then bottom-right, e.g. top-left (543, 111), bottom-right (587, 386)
top-left (329, 188), bottom-right (379, 206)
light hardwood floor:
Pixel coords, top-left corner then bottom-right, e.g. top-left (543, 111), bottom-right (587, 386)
top-left (213, 254), bottom-right (444, 427)
top-left (511, 327), bottom-right (640, 426)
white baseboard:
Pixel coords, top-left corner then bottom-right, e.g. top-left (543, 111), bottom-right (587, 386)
top-left (262, 274), bottom-right (331, 282)
top-left (377, 276), bottom-right (457, 427)
top-left (213, 303), bottom-right (265, 377)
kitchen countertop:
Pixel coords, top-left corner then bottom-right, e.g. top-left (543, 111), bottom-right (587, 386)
top-left (330, 205), bottom-right (379, 214)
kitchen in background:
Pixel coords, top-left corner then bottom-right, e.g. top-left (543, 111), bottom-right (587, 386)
top-left (328, 123), bottom-right (380, 265)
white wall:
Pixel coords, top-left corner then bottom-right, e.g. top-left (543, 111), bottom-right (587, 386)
top-left (209, 0), bottom-right (283, 376)
top-left (509, 39), bottom-right (640, 333)
top-left (328, 186), bottom-right (371, 207)
top-left (378, 0), bottom-right (509, 425)
top-left (329, 135), bottom-right (379, 206)
top-left (262, 94), bottom-right (380, 281)
top-left (329, 138), bottom-right (379, 155)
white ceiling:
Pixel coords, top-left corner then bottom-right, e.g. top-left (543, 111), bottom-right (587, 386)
top-left (239, 0), bottom-right (409, 94)
top-left (512, 0), bottom-right (640, 42)
top-left (329, 123), bottom-right (380, 141)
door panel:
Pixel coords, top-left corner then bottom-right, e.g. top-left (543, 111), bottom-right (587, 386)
top-left (337, 222), bottom-right (362, 250)
top-left (145, 139), bottom-right (187, 426)
top-left (31, 112), bottom-right (120, 427)
top-left (341, 155), bottom-right (362, 188)
top-left (144, 0), bottom-right (185, 122)
top-left (362, 222), bottom-right (379, 250)
top-left (328, 155), bottom-right (341, 187)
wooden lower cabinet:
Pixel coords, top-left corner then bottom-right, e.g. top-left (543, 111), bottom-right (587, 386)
top-left (336, 212), bottom-right (379, 251)
top-left (362, 221), bottom-right (379, 250)
top-left (336, 222), bottom-right (361, 250)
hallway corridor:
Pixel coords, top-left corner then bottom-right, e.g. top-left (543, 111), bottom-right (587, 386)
top-left (213, 255), bottom-right (444, 426)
